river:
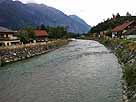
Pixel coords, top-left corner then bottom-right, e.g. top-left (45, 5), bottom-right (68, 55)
top-left (0, 40), bottom-right (122, 102)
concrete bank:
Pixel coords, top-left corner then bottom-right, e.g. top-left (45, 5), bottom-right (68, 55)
top-left (0, 39), bottom-right (69, 66)
top-left (98, 38), bottom-right (136, 102)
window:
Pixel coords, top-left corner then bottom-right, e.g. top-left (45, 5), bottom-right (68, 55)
top-left (0, 34), bottom-right (4, 38)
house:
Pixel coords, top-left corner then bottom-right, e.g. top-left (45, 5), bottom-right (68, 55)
top-left (112, 21), bottom-right (136, 38)
top-left (0, 26), bottom-right (20, 46)
top-left (34, 30), bottom-right (48, 42)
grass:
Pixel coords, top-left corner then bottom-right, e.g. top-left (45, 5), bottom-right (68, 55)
top-left (123, 64), bottom-right (136, 86)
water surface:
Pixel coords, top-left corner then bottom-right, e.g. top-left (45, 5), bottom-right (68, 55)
top-left (0, 40), bottom-right (122, 102)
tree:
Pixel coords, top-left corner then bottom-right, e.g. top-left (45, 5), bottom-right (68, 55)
top-left (40, 24), bottom-right (46, 30)
top-left (19, 27), bottom-right (36, 43)
top-left (126, 12), bottom-right (131, 16)
top-left (19, 30), bottom-right (29, 44)
top-left (47, 26), bottom-right (69, 39)
top-left (116, 13), bottom-right (120, 18)
top-left (26, 28), bottom-right (36, 40)
top-left (36, 25), bottom-right (76, 39)
top-left (112, 13), bottom-right (116, 19)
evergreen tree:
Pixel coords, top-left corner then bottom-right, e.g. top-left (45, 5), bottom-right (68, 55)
top-left (40, 24), bottom-right (46, 30)
top-left (126, 12), bottom-right (131, 16)
top-left (116, 13), bottom-right (120, 18)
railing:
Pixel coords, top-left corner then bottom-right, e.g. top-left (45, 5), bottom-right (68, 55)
top-left (0, 38), bottom-right (19, 41)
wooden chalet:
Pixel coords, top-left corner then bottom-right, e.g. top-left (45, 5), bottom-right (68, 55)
top-left (0, 26), bottom-right (20, 46)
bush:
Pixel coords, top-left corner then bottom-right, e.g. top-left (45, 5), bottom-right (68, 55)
top-left (123, 65), bottom-right (136, 86)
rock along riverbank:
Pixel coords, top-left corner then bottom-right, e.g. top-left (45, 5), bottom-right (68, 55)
top-left (0, 39), bottom-right (69, 67)
top-left (97, 38), bottom-right (136, 102)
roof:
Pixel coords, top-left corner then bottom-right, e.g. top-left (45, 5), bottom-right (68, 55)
top-left (112, 21), bottom-right (134, 32)
top-left (0, 26), bottom-right (15, 33)
top-left (34, 30), bottom-right (48, 37)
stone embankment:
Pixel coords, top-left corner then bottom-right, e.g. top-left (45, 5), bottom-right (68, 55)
top-left (0, 39), bottom-right (69, 66)
top-left (98, 38), bottom-right (136, 102)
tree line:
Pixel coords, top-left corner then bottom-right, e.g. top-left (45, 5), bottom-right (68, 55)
top-left (18, 25), bottom-right (78, 44)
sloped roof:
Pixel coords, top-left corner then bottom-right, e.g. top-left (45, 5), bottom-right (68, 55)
top-left (34, 30), bottom-right (48, 37)
top-left (112, 21), bottom-right (134, 32)
top-left (0, 26), bottom-right (15, 33)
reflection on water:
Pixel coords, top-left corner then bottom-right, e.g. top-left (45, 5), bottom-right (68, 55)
top-left (0, 40), bottom-right (122, 102)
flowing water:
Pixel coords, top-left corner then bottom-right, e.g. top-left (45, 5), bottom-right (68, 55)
top-left (0, 40), bottom-right (122, 102)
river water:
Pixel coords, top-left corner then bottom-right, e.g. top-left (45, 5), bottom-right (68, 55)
top-left (0, 40), bottom-right (122, 102)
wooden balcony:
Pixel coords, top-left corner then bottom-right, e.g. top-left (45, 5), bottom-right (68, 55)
top-left (0, 37), bottom-right (19, 41)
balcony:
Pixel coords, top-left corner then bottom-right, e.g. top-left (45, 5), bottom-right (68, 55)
top-left (0, 37), bottom-right (19, 41)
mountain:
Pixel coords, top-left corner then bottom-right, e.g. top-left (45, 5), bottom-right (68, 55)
top-left (0, 0), bottom-right (91, 33)
top-left (69, 15), bottom-right (91, 33)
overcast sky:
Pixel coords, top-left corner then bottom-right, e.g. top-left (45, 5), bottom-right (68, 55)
top-left (19, 0), bottom-right (136, 26)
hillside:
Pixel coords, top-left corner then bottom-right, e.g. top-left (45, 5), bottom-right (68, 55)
top-left (90, 16), bottom-right (136, 33)
top-left (0, 0), bottom-right (91, 33)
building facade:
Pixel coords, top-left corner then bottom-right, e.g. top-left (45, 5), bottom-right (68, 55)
top-left (0, 26), bottom-right (20, 46)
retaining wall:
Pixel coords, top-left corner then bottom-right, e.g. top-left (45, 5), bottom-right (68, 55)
top-left (0, 40), bottom-right (69, 66)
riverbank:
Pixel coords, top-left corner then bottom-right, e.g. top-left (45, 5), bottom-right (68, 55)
top-left (0, 39), bottom-right (69, 67)
top-left (96, 38), bottom-right (136, 102)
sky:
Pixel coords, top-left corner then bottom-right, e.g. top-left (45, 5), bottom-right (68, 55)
top-left (19, 0), bottom-right (136, 26)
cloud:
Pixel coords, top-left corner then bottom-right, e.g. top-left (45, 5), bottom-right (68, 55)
top-left (19, 0), bottom-right (36, 3)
